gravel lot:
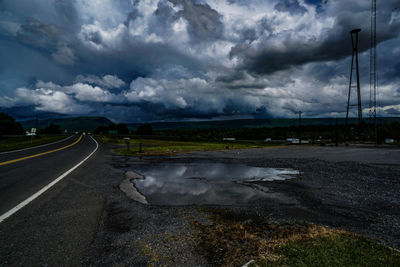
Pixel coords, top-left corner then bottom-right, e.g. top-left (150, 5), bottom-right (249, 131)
top-left (85, 145), bottom-right (400, 266)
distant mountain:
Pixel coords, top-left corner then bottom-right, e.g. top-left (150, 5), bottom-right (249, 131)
top-left (19, 116), bottom-right (113, 132)
top-left (18, 116), bottom-right (400, 132)
top-left (127, 117), bottom-right (400, 130)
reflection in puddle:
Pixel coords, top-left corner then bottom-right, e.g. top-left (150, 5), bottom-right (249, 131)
top-left (131, 163), bottom-right (299, 206)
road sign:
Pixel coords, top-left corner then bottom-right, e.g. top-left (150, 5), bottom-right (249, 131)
top-left (124, 137), bottom-right (130, 151)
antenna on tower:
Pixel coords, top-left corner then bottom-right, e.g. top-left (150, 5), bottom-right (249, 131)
top-left (369, 0), bottom-right (377, 144)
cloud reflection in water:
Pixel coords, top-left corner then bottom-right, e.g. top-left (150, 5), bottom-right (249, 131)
top-left (132, 163), bottom-right (299, 205)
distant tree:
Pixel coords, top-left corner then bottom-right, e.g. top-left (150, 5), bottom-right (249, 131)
top-left (0, 113), bottom-right (24, 136)
top-left (94, 123), bottom-right (129, 135)
top-left (107, 123), bottom-right (117, 131)
top-left (94, 125), bottom-right (108, 134)
top-left (137, 124), bottom-right (153, 135)
top-left (116, 123), bottom-right (129, 134)
top-left (41, 123), bottom-right (62, 134)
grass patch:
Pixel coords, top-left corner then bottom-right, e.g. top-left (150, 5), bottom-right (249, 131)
top-left (0, 135), bottom-right (69, 152)
top-left (98, 135), bottom-right (276, 155)
top-left (254, 233), bottom-right (400, 267)
top-left (191, 209), bottom-right (400, 267)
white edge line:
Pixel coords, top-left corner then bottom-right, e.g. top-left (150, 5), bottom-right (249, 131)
top-left (0, 135), bottom-right (75, 155)
top-left (0, 135), bottom-right (99, 224)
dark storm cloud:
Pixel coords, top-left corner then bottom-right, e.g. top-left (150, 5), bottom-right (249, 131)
top-left (231, 0), bottom-right (400, 75)
top-left (373, 37), bottom-right (400, 83)
top-left (17, 19), bottom-right (61, 48)
top-left (1, 0), bottom-right (400, 121)
top-left (75, 39), bottom-right (203, 81)
top-left (68, 1), bottom-right (209, 79)
top-left (170, 0), bottom-right (224, 41)
top-left (274, 0), bottom-right (307, 14)
top-left (0, 105), bottom-right (71, 120)
top-left (384, 108), bottom-right (400, 115)
top-left (134, 100), bottom-right (272, 121)
top-left (1, 1), bottom-right (204, 85)
top-left (153, 1), bottom-right (177, 24)
top-left (124, 9), bottom-right (141, 27)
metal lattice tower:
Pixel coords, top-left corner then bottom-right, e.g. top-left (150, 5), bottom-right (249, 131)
top-left (346, 29), bottom-right (363, 136)
top-left (369, 0), bottom-right (377, 143)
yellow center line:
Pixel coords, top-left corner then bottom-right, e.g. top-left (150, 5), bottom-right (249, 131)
top-left (0, 135), bottom-right (83, 166)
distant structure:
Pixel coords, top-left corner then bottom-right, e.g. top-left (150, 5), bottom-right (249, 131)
top-left (369, 0), bottom-right (377, 144)
top-left (345, 28), bottom-right (363, 139)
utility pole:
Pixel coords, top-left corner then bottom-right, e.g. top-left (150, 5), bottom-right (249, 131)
top-left (35, 115), bottom-right (38, 136)
top-left (299, 111), bottom-right (302, 146)
top-left (335, 117), bottom-right (339, 146)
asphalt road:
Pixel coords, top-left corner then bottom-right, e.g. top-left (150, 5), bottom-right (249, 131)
top-left (0, 135), bottom-right (96, 215)
top-left (0, 134), bottom-right (107, 266)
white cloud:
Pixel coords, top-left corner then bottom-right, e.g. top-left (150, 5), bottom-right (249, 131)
top-left (75, 74), bottom-right (125, 88)
top-left (1, 77), bottom-right (128, 114)
top-left (14, 87), bottom-right (90, 114)
top-left (65, 83), bottom-right (120, 102)
top-left (79, 21), bottom-right (127, 50)
top-left (35, 80), bottom-right (123, 103)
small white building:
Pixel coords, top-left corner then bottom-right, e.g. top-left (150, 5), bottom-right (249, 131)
top-left (223, 137), bottom-right (235, 141)
top-left (286, 138), bottom-right (298, 143)
top-left (286, 138), bottom-right (309, 144)
top-left (385, 139), bottom-right (394, 144)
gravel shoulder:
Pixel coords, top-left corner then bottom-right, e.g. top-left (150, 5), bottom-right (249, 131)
top-left (84, 144), bottom-right (400, 266)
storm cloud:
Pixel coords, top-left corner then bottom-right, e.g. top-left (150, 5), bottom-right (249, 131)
top-left (0, 0), bottom-right (399, 122)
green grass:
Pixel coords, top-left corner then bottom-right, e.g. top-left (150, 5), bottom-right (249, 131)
top-left (252, 233), bottom-right (400, 267)
top-left (0, 135), bottom-right (69, 152)
top-left (190, 208), bottom-right (400, 267)
top-left (98, 136), bottom-right (276, 155)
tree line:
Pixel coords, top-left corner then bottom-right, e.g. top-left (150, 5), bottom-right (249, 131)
top-left (0, 113), bottom-right (63, 136)
top-left (2, 113), bottom-right (399, 143)
top-left (95, 122), bottom-right (400, 144)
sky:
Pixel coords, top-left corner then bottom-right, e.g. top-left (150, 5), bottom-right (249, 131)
top-left (0, 0), bottom-right (399, 122)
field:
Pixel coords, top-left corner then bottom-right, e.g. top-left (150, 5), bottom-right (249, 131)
top-left (0, 135), bottom-right (69, 152)
top-left (98, 135), bottom-right (276, 155)
top-left (126, 117), bottom-right (400, 130)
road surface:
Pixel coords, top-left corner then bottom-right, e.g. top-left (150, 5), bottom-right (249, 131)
top-left (0, 135), bottom-right (97, 216)
top-left (0, 134), bottom-right (105, 266)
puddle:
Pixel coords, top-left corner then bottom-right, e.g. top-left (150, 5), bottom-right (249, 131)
top-left (130, 163), bottom-right (299, 206)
